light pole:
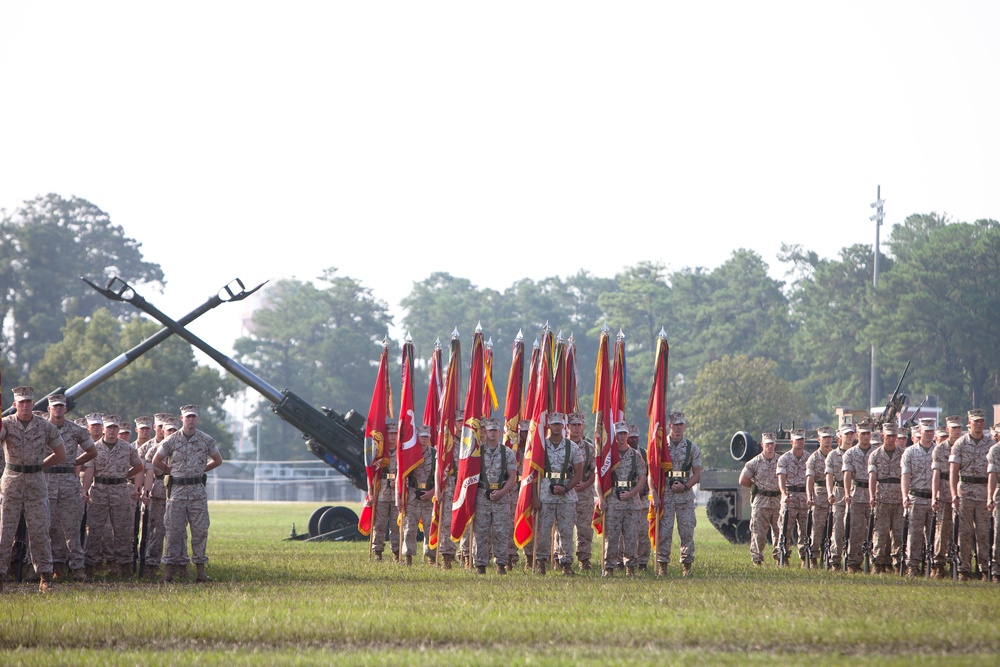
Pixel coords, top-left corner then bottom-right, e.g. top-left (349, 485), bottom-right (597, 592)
top-left (869, 185), bottom-right (885, 410)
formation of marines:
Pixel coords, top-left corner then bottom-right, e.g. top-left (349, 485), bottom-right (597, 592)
top-left (739, 409), bottom-right (1000, 582)
top-left (0, 386), bottom-right (222, 592)
top-left (374, 410), bottom-right (702, 578)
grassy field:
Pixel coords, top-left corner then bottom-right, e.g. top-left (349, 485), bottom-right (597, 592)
top-left (0, 501), bottom-right (997, 666)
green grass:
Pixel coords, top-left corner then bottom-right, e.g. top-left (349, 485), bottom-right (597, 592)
top-left (0, 502), bottom-right (997, 666)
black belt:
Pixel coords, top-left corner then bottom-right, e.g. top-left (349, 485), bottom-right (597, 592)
top-left (756, 489), bottom-right (780, 497)
top-left (411, 482), bottom-right (430, 490)
top-left (834, 480), bottom-right (845, 488)
top-left (910, 490), bottom-right (933, 499)
top-left (545, 472), bottom-right (569, 480)
top-left (938, 473), bottom-right (949, 481)
top-left (155, 473), bottom-right (165, 480)
top-left (960, 476), bottom-right (987, 485)
top-left (786, 485), bottom-right (806, 493)
top-left (479, 481), bottom-right (502, 491)
top-left (94, 476), bottom-right (127, 485)
top-left (665, 471), bottom-right (690, 479)
top-left (813, 482), bottom-right (827, 487)
top-left (878, 477), bottom-right (901, 484)
top-left (6, 464), bottom-right (43, 473)
top-left (171, 476), bottom-right (205, 486)
top-left (853, 481), bottom-right (869, 489)
top-left (614, 480), bottom-right (633, 488)
top-left (45, 466), bottom-right (75, 474)
top-left (382, 472), bottom-right (396, 480)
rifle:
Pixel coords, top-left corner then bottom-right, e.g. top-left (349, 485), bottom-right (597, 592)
top-left (988, 516), bottom-right (995, 583)
top-left (843, 506), bottom-right (852, 572)
top-left (13, 513), bottom-right (28, 583)
top-left (132, 499), bottom-right (142, 574)
top-left (862, 508), bottom-right (875, 574)
top-left (873, 361), bottom-right (910, 430)
top-left (899, 397), bottom-right (927, 447)
top-left (137, 503), bottom-right (150, 577)
top-left (80, 505), bottom-right (88, 550)
top-left (822, 506), bottom-right (834, 570)
top-left (803, 508), bottom-right (814, 569)
top-left (925, 510), bottom-right (936, 578)
top-left (949, 508), bottom-right (960, 580)
top-left (899, 509), bottom-right (910, 576)
top-left (778, 507), bottom-right (790, 567)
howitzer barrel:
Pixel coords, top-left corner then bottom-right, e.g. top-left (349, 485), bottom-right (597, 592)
top-left (5, 281), bottom-right (256, 417)
top-left (731, 431), bottom-right (760, 462)
top-left (85, 276), bottom-right (369, 490)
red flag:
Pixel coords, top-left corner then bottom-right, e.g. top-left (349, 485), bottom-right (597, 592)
top-left (429, 331), bottom-right (461, 551)
top-left (646, 328), bottom-right (672, 551)
top-left (502, 330), bottom-right (525, 452)
top-left (422, 339), bottom-right (443, 548)
top-left (610, 328), bottom-right (627, 423)
top-left (565, 335), bottom-right (579, 414)
top-left (553, 332), bottom-right (568, 414)
top-left (359, 340), bottom-right (390, 537)
top-left (451, 326), bottom-right (486, 542)
top-left (396, 337), bottom-right (424, 518)
top-left (513, 327), bottom-right (553, 548)
top-left (523, 337), bottom-right (541, 434)
top-left (591, 326), bottom-right (618, 535)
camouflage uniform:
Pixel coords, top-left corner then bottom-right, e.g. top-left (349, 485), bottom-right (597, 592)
top-left (900, 440), bottom-right (936, 571)
top-left (825, 445), bottom-right (850, 567)
top-left (85, 436), bottom-right (142, 568)
top-left (603, 446), bottom-right (646, 571)
top-left (157, 429), bottom-right (219, 566)
top-left (372, 449), bottom-right (399, 556)
top-left (535, 438), bottom-right (583, 566)
top-left (632, 445), bottom-right (650, 567)
top-left (842, 443), bottom-right (874, 569)
top-left (472, 442), bottom-right (516, 568)
top-left (402, 446), bottom-right (435, 559)
top-left (656, 437), bottom-right (700, 567)
top-left (0, 414), bottom-right (64, 578)
top-left (47, 418), bottom-right (93, 572)
top-left (741, 452), bottom-right (779, 564)
top-left (949, 432), bottom-right (994, 575)
top-left (777, 448), bottom-right (810, 564)
top-left (138, 437), bottom-right (168, 567)
top-left (868, 444), bottom-right (904, 570)
top-left (931, 439), bottom-right (955, 570)
top-left (806, 447), bottom-right (831, 564)
top-left (559, 436), bottom-right (595, 565)
top-left (987, 442), bottom-right (1000, 578)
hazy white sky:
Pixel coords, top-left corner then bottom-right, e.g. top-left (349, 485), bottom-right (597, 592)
top-left (2, 1), bottom-right (998, 355)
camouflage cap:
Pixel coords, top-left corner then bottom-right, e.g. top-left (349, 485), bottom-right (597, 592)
top-left (33, 410), bottom-right (45, 417)
top-left (385, 419), bottom-right (398, 433)
top-left (761, 432), bottom-right (777, 444)
top-left (483, 418), bottom-right (501, 431)
top-left (935, 426), bottom-right (948, 438)
top-left (816, 426), bottom-right (833, 438)
top-left (613, 421), bottom-right (629, 434)
top-left (102, 414), bottom-right (121, 427)
top-left (73, 417), bottom-right (88, 427)
top-left (881, 423), bottom-right (897, 436)
top-left (517, 419), bottom-right (529, 432)
top-left (416, 424), bottom-right (431, 437)
top-left (548, 412), bottom-right (566, 425)
top-left (86, 412), bottom-right (104, 425)
top-left (856, 420), bottom-right (873, 433)
top-left (164, 417), bottom-right (180, 431)
top-left (47, 393), bottom-right (67, 406)
top-left (968, 408), bottom-right (986, 421)
top-left (945, 415), bottom-right (963, 428)
top-left (627, 423), bottom-right (639, 437)
top-left (567, 411), bottom-right (586, 425)
top-left (839, 423), bottom-right (857, 435)
top-left (180, 404), bottom-right (200, 417)
top-left (668, 412), bottom-right (686, 425)
top-left (790, 429), bottom-right (805, 440)
top-left (870, 433), bottom-right (882, 445)
top-left (919, 417), bottom-right (936, 431)
top-left (135, 416), bottom-right (154, 429)
top-left (154, 412), bottom-right (174, 427)
top-left (12, 386), bottom-right (35, 401)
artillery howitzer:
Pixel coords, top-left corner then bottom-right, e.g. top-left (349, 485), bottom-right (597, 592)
top-left (2, 280), bottom-right (262, 417)
top-left (85, 276), bottom-right (367, 541)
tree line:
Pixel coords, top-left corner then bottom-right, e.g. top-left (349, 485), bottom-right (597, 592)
top-left (3, 194), bottom-right (999, 467)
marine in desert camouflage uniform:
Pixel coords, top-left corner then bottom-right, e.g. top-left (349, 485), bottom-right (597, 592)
top-left (532, 413), bottom-right (583, 576)
top-left (401, 425), bottom-right (435, 566)
top-left (44, 393), bottom-right (96, 581)
top-left (949, 408), bottom-right (994, 581)
top-left (600, 421), bottom-right (646, 577)
top-left (777, 429), bottom-right (810, 567)
top-left (472, 418), bottom-right (517, 574)
top-left (825, 423), bottom-right (856, 569)
top-left (901, 418), bottom-right (938, 576)
top-left (842, 420), bottom-right (875, 573)
top-left (152, 405), bottom-right (222, 583)
top-left (868, 423), bottom-right (905, 573)
top-left (654, 412), bottom-right (701, 577)
top-left (82, 414), bottom-right (144, 579)
top-left (628, 424), bottom-right (650, 570)
top-left (371, 420), bottom-right (399, 562)
top-left (740, 431), bottom-right (780, 566)
top-left (986, 434), bottom-right (1000, 581)
top-left (930, 415), bottom-right (960, 577)
top-left (0, 387), bottom-right (67, 592)
top-left (562, 411), bottom-right (596, 571)
top-left (805, 426), bottom-right (833, 569)
top-left (138, 414), bottom-right (170, 579)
